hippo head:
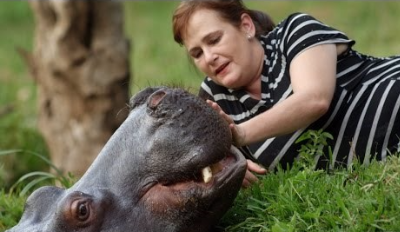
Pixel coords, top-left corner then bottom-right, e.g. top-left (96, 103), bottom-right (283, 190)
top-left (7, 87), bottom-right (247, 232)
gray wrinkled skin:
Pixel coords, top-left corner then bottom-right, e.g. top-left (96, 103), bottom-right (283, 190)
top-left (7, 87), bottom-right (247, 232)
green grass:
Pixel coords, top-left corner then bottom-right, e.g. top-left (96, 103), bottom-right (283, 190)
top-left (220, 156), bottom-right (400, 232)
top-left (0, 190), bottom-right (25, 231)
top-left (1, 1), bottom-right (400, 231)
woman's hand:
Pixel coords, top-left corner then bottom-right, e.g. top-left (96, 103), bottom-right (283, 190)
top-left (206, 100), bottom-right (247, 146)
top-left (242, 159), bottom-right (267, 188)
top-left (205, 100), bottom-right (267, 187)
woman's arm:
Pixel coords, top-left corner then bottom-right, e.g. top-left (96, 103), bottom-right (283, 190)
top-left (209, 43), bottom-right (338, 147)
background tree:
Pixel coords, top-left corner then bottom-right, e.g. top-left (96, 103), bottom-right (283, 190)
top-left (21, 1), bottom-right (131, 177)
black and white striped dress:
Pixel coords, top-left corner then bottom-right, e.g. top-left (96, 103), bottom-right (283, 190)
top-left (199, 12), bottom-right (400, 170)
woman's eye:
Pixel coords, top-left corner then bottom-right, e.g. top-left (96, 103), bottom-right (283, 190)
top-left (191, 50), bottom-right (203, 59)
top-left (209, 36), bottom-right (220, 45)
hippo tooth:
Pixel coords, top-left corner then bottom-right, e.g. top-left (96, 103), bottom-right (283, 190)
top-left (202, 166), bottom-right (212, 183)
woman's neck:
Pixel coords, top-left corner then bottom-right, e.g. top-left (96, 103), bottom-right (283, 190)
top-left (245, 76), bottom-right (262, 100)
top-left (244, 42), bottom-right (264, 100)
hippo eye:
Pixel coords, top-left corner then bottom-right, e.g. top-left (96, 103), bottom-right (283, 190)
top-left (76, 201), bottom-right (90, 221)
top-left (69, 199), bottom-right (91, 223)
top-left (78, 202), bottom-right (89, 220)
top-left (63, 192), bottom-right (96, 227)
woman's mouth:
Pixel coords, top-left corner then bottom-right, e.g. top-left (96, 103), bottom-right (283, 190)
top-left (215, 62), bottom-right (229, 75)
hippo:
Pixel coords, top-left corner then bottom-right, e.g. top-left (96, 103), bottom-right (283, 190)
top-left (7, 86), bottom-right (247, 232)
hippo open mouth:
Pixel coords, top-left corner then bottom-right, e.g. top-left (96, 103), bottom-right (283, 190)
top-left (7, 87), bottom-right (247, 232)
top-left (142, 146), bottom-right (245, 212)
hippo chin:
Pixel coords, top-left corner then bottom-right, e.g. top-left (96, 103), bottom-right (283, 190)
top-left (7, 87), bottom-right (247, 232)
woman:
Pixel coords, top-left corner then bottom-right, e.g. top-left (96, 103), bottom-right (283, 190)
top-left (172, 0), bottom-right (400, 187)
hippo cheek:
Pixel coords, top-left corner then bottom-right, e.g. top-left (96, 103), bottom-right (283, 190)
top-left (141, 146), bottom-right (247, 225)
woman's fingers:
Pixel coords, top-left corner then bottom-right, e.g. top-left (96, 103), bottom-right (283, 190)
top-left (242, 169), bottom-right (258, 188)
top-left (247, 159), bottom-right (267, 174)
top-left (242, 175), bottom-right (252, 188)
top-left (206, 100), bottom-right (234, 124)
top-left (242, 160), bottom-right (267, 188)
top-left (206, 99), bottom-right (222, 112)
top-left (206, 99), bottom-right (244, 145)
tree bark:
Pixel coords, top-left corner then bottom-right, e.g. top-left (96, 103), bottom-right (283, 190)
top-left (24, 1), bottom-right (130, 177)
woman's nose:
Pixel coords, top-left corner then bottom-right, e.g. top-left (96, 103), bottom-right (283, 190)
top-left (204, 48), bottom-right (217, 64)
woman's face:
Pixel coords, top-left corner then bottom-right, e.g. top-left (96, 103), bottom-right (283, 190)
top-left (183, 9), bottom-right (260, 89)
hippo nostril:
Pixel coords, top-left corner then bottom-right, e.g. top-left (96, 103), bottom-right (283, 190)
top-left (148, 90), bottom-right (167, 109)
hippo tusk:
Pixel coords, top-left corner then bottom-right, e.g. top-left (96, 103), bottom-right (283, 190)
top-left (202, 166), bottom-right (212, 183)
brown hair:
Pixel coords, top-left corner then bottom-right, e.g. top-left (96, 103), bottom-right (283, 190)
top-left (172, 0), bottom-right (275, 46)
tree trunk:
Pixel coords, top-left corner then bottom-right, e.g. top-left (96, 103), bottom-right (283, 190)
top-left (24, 1), bottom-right (130, 177)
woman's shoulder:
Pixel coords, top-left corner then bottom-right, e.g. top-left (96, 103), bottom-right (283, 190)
top-left (271, 12), bottom-right (351, 43)
top-left (260, 12), bottom-right (355, 64)
top-left (261, 12), bottom-right (318, 38)
top-left (276, 12), bottom-right (323, 29)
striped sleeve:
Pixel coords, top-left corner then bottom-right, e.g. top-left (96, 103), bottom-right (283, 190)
top-left (280, 12), bottom-right (355, 64)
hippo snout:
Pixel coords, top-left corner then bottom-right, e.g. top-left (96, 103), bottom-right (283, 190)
top-left (6, 186), bottom-right (64, 232)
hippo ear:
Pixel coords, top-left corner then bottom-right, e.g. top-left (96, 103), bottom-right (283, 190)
top-left (148, 89), bottom-right (166, 109)
top-left (129, 87), bottom-right (163, 110)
